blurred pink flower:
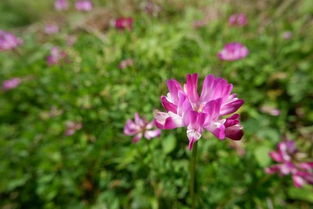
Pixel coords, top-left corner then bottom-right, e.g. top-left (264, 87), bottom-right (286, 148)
top-left (124, 113), bottom-right (161, 143)
top-left (47, 47), bottom-right (67, 66)
top-left (119, 59), bottom-right (134, 69)
top-left (55, 0), bottom-right (69, 11)
top-left (44, 24), bottom-right (59, 35)
top-left (261, 105), bottom-right (280, 116)
top-left (218, 42), bottom-right (249, 61)
top-left (65, 121), bottom-right (82, 136)
top-left (141, 1), bottom-right (161, 16)
top-left (0, 30), bottom-right (22, 51)
top-left (266, 140), bottom-right (313, 188)
top-left (114, 18), bottom-right (133, 30)
top-left (67, 35), bottom-right (77, 46)
top-left (193, 20), bottom-right (207, 28)
top-left (75, 0), bottom-right (93, 11)
top-left (282, 31), bottom-right (292, 40)
top-left (229, 13), bottom-right (247, 26)
top-left (154, 74), bottom-right (244, 150)
top-left (2, 78), bottom-right (21, 91)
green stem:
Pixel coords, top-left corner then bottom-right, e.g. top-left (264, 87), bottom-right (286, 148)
top-left (190, 142), bottom-right (198, 209)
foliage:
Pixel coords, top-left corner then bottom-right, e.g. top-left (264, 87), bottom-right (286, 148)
top-left (0, 0), bottom-right (312, 208)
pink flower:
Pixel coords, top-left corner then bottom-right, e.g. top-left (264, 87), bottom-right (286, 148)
top-left (2, 78), bottom-right (21, 91)
top-left (114, 18), bottom-right (133, 30)
top-left (261, 105), bottom-right (280, 116)
top-left (119, 59), bottom-right (134, 69)
top-left (266, 140), bottom-right (313, 188)
top-left (44, 24), bottom-right (59, 35)
top-left (141, 1), bottom-right (161, 16)
top-left (282, 31), bottom-right (292, 40)
top-left (0, 30), bottom-right (22, 51)
top-left (55, 0), bottom-right (69, 11)
top-left (154, 74), bottom-right (244, 150)
top-left (75, 0), bottom-right (93, 11)
top-left (229, 13), bottom-right (247, 26)
top-left (124, 113), bottom-right (161, 143)
top-left (47, 47), bottom-right (67, 66)
top-left (218, 42), bottom-right (249, 61)
top-left (65, 121), bottom-right (82, 136)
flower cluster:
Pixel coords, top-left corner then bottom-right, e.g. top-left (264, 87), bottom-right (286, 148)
top-left (0, 30), bottom-right (22, 51)
top-left (47, 47), bottom-right (67, 66)
top-left (45, 24), bottom-right (59, 35)
top-left (124, 113), bottom-right (161, 143)
top-left (154, 74), bottom-right (244, 149)
top-left (266, 140), bottom-right (313, 187)
top-left (218, 42), bottom-right (249, 61)
top-left (65, 121), bottom-right (82, 136)
top-left (55, 0), bottom-right (69, 11)
top-left (2, 78), bottom-right (21, 91)
top-left (114, 18), bottom-right (133, 30)
top-left (229, 13), bottom-right (247, 26)
top-left (119, 59), bottom-right (134, 69)
top-left (75, 0), bottom-right (93, 11)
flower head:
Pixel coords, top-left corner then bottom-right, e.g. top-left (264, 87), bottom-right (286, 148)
top-left (124, 113), bottom-right (161, 143)
top-left (65, 121), bottom-right (82, 136)
top-left (47, 47), bottom-right (67, 66)
top-left (75, 0), bottom-right (93, 11)
top-left (44, 24), bottom-right (59, 35)
top-left (119, 59), bottom-right (134, 69)
top-left (154, 74), bottom-right (244, 149)
top-left (114, 18), bottom-right (133, 30)
top-left (218, 42), bottom-right (249, 61)
top-left (2, 78), bottom-right (21, 91)
top-left (229, 13), bottom-right (247, 26)
top-left (55, 0), bottom-right (69, 11)
top-left (266, 140), bottom-right (313, 188)
top-left (0, 30), bottom-right (22, 51)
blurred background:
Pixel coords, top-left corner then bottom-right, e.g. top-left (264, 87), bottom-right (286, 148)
top-left (0, 0), bottom-right (312, 208)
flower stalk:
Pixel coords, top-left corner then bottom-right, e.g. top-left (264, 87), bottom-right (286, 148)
top-left (190, 141), bottom-right (198, 209)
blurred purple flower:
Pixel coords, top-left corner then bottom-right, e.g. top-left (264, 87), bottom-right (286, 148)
top-left (2, 78), bottom-right (21, 91)
top-left (218, 42), bottom-right (249, 61)
top-left (75, 0), bottom-right (93, 11)
top-left (282, 31), bottom-right (292, 40)
top-left (47, 47), bottom-right (67, 66)
top-left (65, 121), bottom-right (82, 136)
top-left (266, 140), bottom-right (313, 188)
top-left (44, 24), bottom-right (59, 35)
top-left (154, 74), bottom-right (244, 150)
top-left (55, 0), bottom-right (69, 11)
top-left (141, 1), bottom-right (161, 16)
top-left (67, 35), bottom-right (77, 46)
top-left (114, 18), bottom-right (133, 30)
top-left (124, 113), bottom-right (161, 143)
top-left (261, 105), bottom-right (280, 116)
top-left (0, 30), bottom-right (22, 51)
top-left (229, 13), bottom-right (247, 26)
top-left (193, 20), bottom-right (207, 28)
top-left (119, 59), bottom-right (134, 69)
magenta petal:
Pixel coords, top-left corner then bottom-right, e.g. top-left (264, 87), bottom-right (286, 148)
top-left (144, 129), bottom-right (161, 139)
top-left (161, 96), bottom-right (177, 113)
top-left (167, 79), bottom-right (182, 104)
top-left (269, 151), bottom-right (284, 163)
top-left (163, 117), bottom-right (179, 129)
top-left (132, 133), bottom-right (142, 143)
top-left (293, 175), bottom-right (305, 188)
top-left (221, 99), bottom-right (244, 116)
top-left (225, 126), bottom-right (243, 140)
top-left (211, 124), bottom-right (225, 140)
top-left (185, 73), bottom-right (199, 103)
top-left (188, 138), bottom-right (196, 150)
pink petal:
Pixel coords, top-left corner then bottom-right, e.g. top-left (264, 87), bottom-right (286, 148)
top-left (185, 73), bottom-right (199, 103)
top-left (161, 96), bottom-right (177, 113)
top-left (144, 129), bottom-right (161, 139)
